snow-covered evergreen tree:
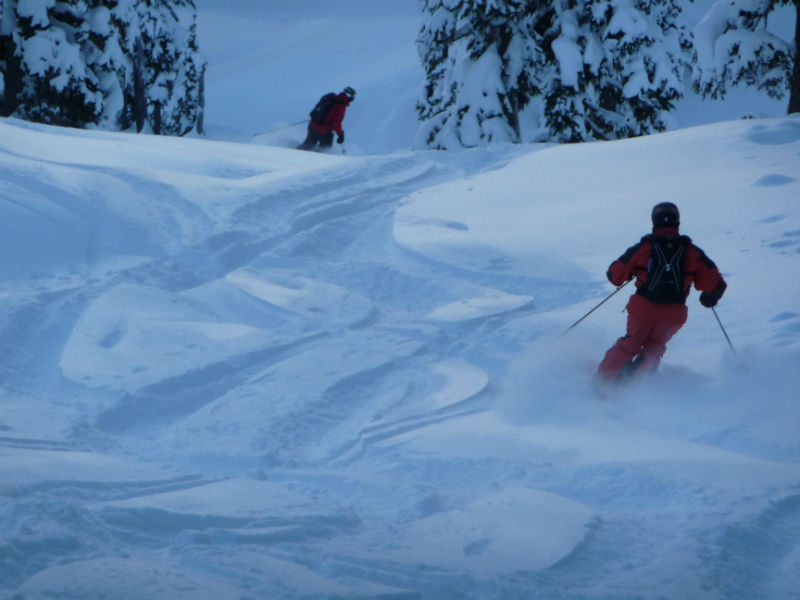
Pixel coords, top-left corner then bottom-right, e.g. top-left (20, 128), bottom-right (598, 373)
top-left (416, 0), bottom-right (547, 149)
top-left (80, 0), bottom-right (132, 130)
top-left (0, 0), bottom-right (205, 135)
top-left (0, 0), bottom-right (22, 116)
top-left (793, 9), bottom-right (800, 113)
top-left (121, 0), bottom-right (205, 135)
top-left (692, 0), bottom-right (797, 112)
top-left (417, 0), bottom-right (686, 146)
top-left (6, 0), bottom-right (102, 127)
top-left (543, 0), bottom-right (685, 142)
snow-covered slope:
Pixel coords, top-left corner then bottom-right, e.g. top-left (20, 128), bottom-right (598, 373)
top-left (2, 0), bottom-right (799, 598)
top-left (1, 112), bottom-right (799, 599)
top-left (196, 0), bottom-right (424, 153)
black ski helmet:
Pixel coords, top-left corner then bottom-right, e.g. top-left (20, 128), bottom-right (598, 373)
top-left (651, 202), bottom-right (680, 227)
top-left (343, 86), bottom-right (356, 101)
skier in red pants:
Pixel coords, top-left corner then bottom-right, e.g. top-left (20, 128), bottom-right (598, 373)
top-left (597, 202), bottom-right (727, 383)
top-left (298, 87), bottom-right (355, 151)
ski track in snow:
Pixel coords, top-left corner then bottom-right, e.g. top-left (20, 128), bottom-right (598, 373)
top-left (1, 115), bottom-right (800, 600)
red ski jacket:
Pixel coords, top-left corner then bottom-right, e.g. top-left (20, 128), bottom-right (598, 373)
top-left (607, 226), bottom-right (727, 305)
top-left (309, 93), bottom-right (350, 136)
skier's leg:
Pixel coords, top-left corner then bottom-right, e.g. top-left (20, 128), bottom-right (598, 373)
top-left (638, 304), bottom-right (688, 373)
top-left (297, 125), bottom-right (318, 150)
top-left (598, 334), bottom-right (646, 381)
top-left (597, 296), bottom-right (653, 381)
top-left (618, 353), bottom-right (645, 381)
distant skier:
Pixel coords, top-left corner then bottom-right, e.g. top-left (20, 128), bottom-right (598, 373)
top-left (597, 202), bottom-right (727, 383)
top-left (297, 86), bottom-right (356, 151)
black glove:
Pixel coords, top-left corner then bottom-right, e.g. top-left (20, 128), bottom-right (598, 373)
top-left (699, 291), bottom-right (717, 308)
top-left (337, 133), bottom-right (344, 144)
top-left (699, 280), bottom-right (726, 308)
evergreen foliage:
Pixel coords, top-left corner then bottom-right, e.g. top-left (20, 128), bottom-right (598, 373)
top-left (543, 0), bottom-right (685, 142)
top-left (417, 0), bottom-right (687, 146)
top-left (0, 0), bottom-right (204, 135)
top-left (124, 0), bottom-right (205, 135)
top-left (692, 0), bottom-right (796, 111)
top-left (415, 0), bottom-right (705, 146)
top-left (10, 0), bottom-right (101, 127)
top-left (416, 0), bottom-right (548, 148)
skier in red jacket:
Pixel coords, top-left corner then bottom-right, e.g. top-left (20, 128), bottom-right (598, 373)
top-left (597, 202), bottom-right (727, 382)
top-left (298, 87), bottom-right (355, 151)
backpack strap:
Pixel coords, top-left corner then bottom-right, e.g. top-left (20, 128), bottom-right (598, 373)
top-left (637, 234), bottom-right (692, 303)
top-left (646, 238), bottom-right (686, 297)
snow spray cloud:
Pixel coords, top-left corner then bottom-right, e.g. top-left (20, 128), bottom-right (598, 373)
top-left (499, 335), bottom-right (608, 424)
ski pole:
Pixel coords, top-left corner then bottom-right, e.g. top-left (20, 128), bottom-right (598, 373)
top-left (560, 280), bottom-right (630, 338)
top-left (253, 120), bottom-right (307, 136)
top-left (711, 307), bottom-right (737, 355)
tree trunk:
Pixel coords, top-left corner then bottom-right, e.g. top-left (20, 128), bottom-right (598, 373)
top-left (152, 102), bottom-right (162, 135)
top-left (196, 63), bottom-right (205, 135)
top-left (1, 1), bottom-right (21, 117)
top-left (789, 1), bottom-right (800, 114)
top-left (1, 36), bottom-right (21, 116)
top-left (133, 36), bottom-right (147, 132)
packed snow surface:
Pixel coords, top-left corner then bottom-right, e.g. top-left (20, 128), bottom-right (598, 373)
top-left (1, 1), bottom-right (799, 599)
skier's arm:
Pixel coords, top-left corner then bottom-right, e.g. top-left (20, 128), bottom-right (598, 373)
top-left (689, 244), bottom-right (727, 306)
top-left (607, 241), bottom-right (646, 286)
top-left (328, 104), bottom-right (346, 137)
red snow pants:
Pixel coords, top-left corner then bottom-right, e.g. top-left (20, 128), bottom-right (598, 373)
top-left (597, 293), bottom-right (688, 382)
